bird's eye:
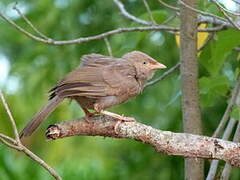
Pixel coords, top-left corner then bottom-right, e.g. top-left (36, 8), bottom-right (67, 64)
top-left (143, 61), bottom-right (147, 65)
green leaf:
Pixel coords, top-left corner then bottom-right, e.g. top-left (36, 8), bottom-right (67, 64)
top-left (231, 105), bottom-right (240, 120)
top-left (200, 29), bottom-right (240, 75)
top-left (199, 76), bottom-right (230, 106)
top-left (199, 76), bottom-right (230, 95)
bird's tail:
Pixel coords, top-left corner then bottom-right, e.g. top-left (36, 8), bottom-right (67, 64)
top-left (19, 96), bottom-right (63, 138)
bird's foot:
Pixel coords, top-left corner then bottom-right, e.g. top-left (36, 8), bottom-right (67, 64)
top-left (100, 110), bottom-right (136, 121)
top-left (98, 110), bottom-right (136, 133)
top-left (120, 114), bottom-right (136, 122)
top-left (114, 115), bottom-right (136, 134)
top-left (83, 108), bottom-right (96, 123)
top-left (84, 114), bottom-right (95, 123)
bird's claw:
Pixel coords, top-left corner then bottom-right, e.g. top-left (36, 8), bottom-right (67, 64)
top-left (114, 116), bottom-right (136, 133)
top-left (120, 115), bottom-right (136, 122)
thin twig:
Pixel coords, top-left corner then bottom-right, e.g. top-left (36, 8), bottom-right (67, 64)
top-left (145, 33), bottom-right (215, 87)
top-left (0, 133), bottom-right (16, 143)
top-left (0, 11), bottom-right (50, 42)
top-left (0, 136), bottom-right (20, 150)
top-left (20, 146), bottom-right (62, 180)
top-left (162, 13), bottom-right (177, 25)
top-left (212, 0), bottom-right (240, 30)
top-left (232, 0), bottom-right (240, 5)
top-left (198, 15), bottom-right (232, 28)
top-left (113, 0), bottom-right (154, 25)
top-left (207, 118), bottom-right (237, 180)
top-left (158, 0), bottom-right (179, 11)
top-left (143, 29), bottom-right (213, 89)
top-left (213, 79), bottom-right (240, 138)
top-left (0, 90), bottom-right (20, 143)
top-left (178, 0), bottom-right (228, 24)
top-left (0, 135), bottom-right (62, 180)
top-left (145, 62), bottom-right (180, 88)
top-left (142, 0), bottom-right (157, 24)
top-left (212, 0), bottom-right (240, 16)
top-left (0, 90), bottom-right (61, 180)
top-left (207, 82), bottom-right (240, 180)
top-left (158, 0), bottom-right (231, 28)
top-left (221, 122), bottom-right (240, 180)
top-left (12, 3), bottom-right (51, 40)
top-left (104, 38), bottom-right (113, 57)
top-left (0, 10), bottom-right (228, 46)
top-left (145, 31), bottom-right (213, 89)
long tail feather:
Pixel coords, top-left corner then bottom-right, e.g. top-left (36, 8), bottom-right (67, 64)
top-left (19, 96), bottom-right (63, 138)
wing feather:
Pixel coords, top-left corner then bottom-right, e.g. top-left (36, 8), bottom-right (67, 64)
top-left (80, 54), bottom-right (119, 67)
top-left (50, 55), bottom-right (139, 99)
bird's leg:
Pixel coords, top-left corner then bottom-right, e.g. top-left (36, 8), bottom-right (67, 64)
top-left (99, 110), bottom-right (136, 133)
top-left (82, 108), bottom-right (95, 123)
top-left (94, 104), bottom-right (136, 132)
top-left (100, 110), bottom-right (136, 122)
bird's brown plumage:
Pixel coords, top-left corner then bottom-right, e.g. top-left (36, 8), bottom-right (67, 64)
top-left (20, 51), bottom-right (166, 138)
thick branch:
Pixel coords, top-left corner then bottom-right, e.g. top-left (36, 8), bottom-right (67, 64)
top-left (46, 115), bottom-right (240, 167)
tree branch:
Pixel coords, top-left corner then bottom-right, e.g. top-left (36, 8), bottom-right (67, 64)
top-left (213, 79), bottom-right (240, 138)
top-left (45, 115), bottom-right (240, 167)
top-left (0, 90), bottom-right (20, 143)
top-left (221, 122), bottom-right (240, 180)
top-left (158, 0), bottom-right (180, 12)
top-left (142, 0), bottom-right (157, 24)
top-left (12, 3), bottom-right (51, 40)
top-left (232, 0), bottom-right (240, 5)
top-left (212, 0), bottom-right (240, 30)
top-left (0, 4), bottom-right (228, 46)
top-left (207, 118), bottom-right (238, 180)
top-left (0, 90), bottom-right (61, 180)
top-left (212, 0), bottom-right (240, 16)
top-left (113, 0), bottom-right (154, 25)
top-left (207, 79), bottom-right (240, 180)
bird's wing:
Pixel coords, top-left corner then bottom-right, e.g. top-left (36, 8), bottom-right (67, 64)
top-left (80, 54), bottom-right (119, 67)
top-left (49, 67), bottom-right (108, 99)
top-left (49, 60), bottom-right (139, 99)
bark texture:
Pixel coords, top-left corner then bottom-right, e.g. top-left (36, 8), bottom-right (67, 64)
top-left (180, 0), bottom-right (204, 179)
top-left (45, 115), bottom-right (240, 167)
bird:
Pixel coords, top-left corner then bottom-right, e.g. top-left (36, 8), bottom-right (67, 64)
top-left (19, 51), bottom-right (166, 138)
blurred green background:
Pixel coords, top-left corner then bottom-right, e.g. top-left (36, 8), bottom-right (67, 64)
top-left (0, 0), bottom-right (240, 179)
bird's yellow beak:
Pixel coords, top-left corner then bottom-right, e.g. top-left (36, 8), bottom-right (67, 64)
top-left (151, 62), bottom-right (167, 69)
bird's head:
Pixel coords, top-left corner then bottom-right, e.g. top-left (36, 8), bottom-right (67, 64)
top-left (122, 51), bottom-right (166, 82)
